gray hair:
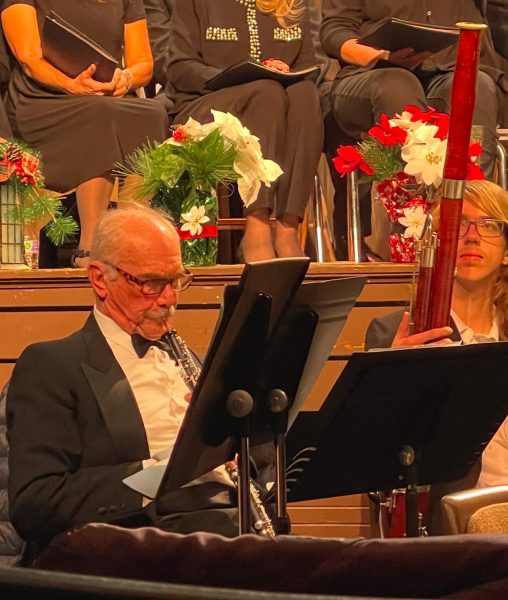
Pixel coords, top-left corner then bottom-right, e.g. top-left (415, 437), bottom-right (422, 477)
top-left (90, 203), bottom-right (178, 266)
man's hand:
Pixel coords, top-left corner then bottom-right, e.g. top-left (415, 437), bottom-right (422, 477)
top-left (387, 48), bottom-right (433, 70)
top-left (391, 311), bottom-right (453, 348)
top-left (67, 64), bottom-right (115, 95)
top-left (262, 58), bottom-right (290, 73)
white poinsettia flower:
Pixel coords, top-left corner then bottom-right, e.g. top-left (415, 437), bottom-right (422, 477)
top-left (180, 205), bottom-right (210, 236)
top-left (171, 116), bottom-right (217, 143)
top-left (389, 111), bottom-right (424, 131)
top-left (402, 135), bottom-right (447, 187)
top-left (210, 110), bottom-right (283, 206)
top-left (403, 122), bottom-right (440, 149)
top-left (398, 205), bottom-right (427, 239)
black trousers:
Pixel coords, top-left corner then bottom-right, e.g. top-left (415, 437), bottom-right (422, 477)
top-left (172, 79), bottom-right (324, 220)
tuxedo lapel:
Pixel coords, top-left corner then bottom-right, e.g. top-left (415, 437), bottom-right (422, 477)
top-left (80, 314), bottom-right (150, 462)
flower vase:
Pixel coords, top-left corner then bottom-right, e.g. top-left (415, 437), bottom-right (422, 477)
top-left (388, 223), bottom-right (417, 264)
top-left (151, 180), bottom-right (218, 267)
top-left (0, 184), bottom-right (27, 269)
top-left (373, 176), bottom-right (434, 264)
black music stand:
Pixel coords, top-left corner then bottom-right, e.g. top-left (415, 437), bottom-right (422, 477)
top-left (156, 258), bottom-right (311, 533)
top-left (155, 260), bottom-right (366, 535)
top-left (286, 342), bottom-right (508, 536)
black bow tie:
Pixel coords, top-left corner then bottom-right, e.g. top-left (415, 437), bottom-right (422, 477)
top-left (131, 333), bottom-right (176, 359)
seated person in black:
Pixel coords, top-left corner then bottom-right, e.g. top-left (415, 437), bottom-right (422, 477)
top-left (320, 0), bottom-right (505, 257)
top-left (164, 0), bottom-right (324, 262)
top-left (1, 0), bottom-right (168, 267)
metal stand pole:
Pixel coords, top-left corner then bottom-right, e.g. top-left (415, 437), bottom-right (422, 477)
top-left (346, 170), bottom-right (362, 263)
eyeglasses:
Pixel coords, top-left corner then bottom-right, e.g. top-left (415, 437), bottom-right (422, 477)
top-left (459, 218), bottom-right (506, 239)
top-left (112, 265), bottom-right (193, 295)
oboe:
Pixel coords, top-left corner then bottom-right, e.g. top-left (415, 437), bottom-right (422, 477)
top-left (164, 329), bottom-right (276, 538)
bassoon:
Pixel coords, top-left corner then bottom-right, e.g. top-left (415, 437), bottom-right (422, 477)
top-left (412, 23), bottom-right (487, 333)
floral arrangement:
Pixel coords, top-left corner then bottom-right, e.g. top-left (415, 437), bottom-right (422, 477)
top-left (333, 105), bottom-right (484, 262)
top-left (121, 110), bottom-right (282, 266)
top-left (0, 140), bottom-right (77, 245)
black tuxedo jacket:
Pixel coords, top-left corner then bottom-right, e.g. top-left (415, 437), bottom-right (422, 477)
top-left (7, 314), bottom-right (150, 545)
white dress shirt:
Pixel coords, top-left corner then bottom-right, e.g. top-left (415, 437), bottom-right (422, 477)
top-left (94, 308), bottom-right (234, 498)
top-left (94, 308), bottom-right (190, 459)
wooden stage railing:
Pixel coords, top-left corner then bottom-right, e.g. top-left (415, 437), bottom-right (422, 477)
top-left (0, 262), bottom-right (413, 539)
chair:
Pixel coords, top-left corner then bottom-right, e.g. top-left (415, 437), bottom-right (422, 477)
top-left (0, 383), bottom-right (24, 565)
top-left (441, 485), bottom-right (508, 534)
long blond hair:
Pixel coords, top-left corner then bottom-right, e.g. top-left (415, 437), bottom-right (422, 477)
top-left (256, 0), bottom-right (304, 27)
top-left (460, 180), bottom-right (508, 338)
top-left (433, 181), bottom-right (508, 338)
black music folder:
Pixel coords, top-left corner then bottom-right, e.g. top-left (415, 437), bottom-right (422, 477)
top-left (42, 11), bottom-right (118, 82)
top-left (360, 18), bottom-right (459, 54)
top-left (286, 343), bottom-right (508, 503)
top-left (206, 60), bottom-right (321, 91)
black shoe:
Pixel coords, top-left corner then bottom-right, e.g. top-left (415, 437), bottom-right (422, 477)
top-left (70, 249), bottom-right (90, 268)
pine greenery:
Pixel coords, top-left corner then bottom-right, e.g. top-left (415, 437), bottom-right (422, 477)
top-left (119, 130), bottom-right (238, 200)
top-left (359, 139), bottom-right (406, 183)
top-left (1, 142), bottom-right (78, 245)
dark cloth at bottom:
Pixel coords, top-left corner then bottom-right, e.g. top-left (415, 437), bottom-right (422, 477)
top-left (171, 79), bottom-right (324, 220)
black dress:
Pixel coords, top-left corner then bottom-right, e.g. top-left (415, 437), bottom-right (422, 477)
top-left (1, 0), bottom-right (168, 191)
top-left (166, 0), bottom-right (324, 219)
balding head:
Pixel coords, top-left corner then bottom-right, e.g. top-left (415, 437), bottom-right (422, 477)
top-left (90, 204), bottom-right (180, 265)
top-left (87, 204), bottom-right (186, 339)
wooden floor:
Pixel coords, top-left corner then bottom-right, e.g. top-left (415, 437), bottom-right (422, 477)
top-left (0, 261), bottom-right (414, 538)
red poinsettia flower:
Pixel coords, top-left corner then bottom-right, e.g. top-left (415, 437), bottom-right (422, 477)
top-left (402, 105), bottom-right (450, 140)
top-left (172, 127), bottom-right (187, 143)
top-left (368, 114), bottom-right (407, 146)
top-left (466, 142), bottom-right (485, 181)
top-left (333, 145), bottom-right (374, 176)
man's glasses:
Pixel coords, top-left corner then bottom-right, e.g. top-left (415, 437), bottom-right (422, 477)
top-left (112, 265), bottom-right (193, 295)
top-left (459, 218), bottom-right (506, 239)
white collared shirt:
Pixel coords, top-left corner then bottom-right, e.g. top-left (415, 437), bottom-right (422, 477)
top-left (94, 308), bottom-right (190, 459)
top-left (450, 309), bottom-right (499, 345)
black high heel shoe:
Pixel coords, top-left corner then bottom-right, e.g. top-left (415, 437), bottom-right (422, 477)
top-left (70, 249), bottom-right (90, 268)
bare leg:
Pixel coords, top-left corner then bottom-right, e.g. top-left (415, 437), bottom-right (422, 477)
top-left (274, 213), bottom-right (305, 258)
top-left (242, 208), bottom-right (276, 262)
top-left (74, 175), bottom-right (114, 267)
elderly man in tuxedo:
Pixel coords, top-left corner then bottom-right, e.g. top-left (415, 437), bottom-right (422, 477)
top-left (6, 205), bottom-right (243, 559)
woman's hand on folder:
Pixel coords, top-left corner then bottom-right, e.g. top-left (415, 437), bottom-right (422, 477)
top-left (391, 311), bottom-right (453, 348)
top-left (261, 58), bottom-right (290, 73)
top-left (387, 48), bottom-right (433, 70)
top-left (69, 64), bottom-right (115, 95)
